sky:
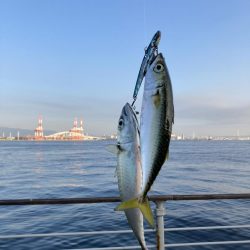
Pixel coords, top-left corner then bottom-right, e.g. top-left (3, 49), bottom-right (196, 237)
top-left (0, 0), bottom-right (250, 136)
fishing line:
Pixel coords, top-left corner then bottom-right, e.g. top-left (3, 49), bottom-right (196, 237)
top-left (143, 0), bottom-right (147, 45)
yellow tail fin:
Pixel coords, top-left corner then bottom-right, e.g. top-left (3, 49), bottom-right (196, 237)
top-left (115, 197), bottom-right (155, 228)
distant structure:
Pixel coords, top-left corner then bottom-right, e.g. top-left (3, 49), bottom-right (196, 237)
top-left (44, 118), bottom-right (96, 140)
top-left (34, 116), bottom-right (44, 140)
top-left (69, 118), bottom-right (84, 140)
top-left (33, 117), bottom-right (102, 141)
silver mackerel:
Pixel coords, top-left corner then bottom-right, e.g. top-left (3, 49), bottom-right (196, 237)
top-left (115, 103), bottom-right (148, 250)
top-left (140, 53), bottom-right (174, 198)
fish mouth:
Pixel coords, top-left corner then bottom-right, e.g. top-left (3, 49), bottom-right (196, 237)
top-left (125, 103), bottom-right (139, 127)
top-left (124, 103), bottom-right (136, 118)
top-left (123, 103), bottom-right (140, 136)
top-left (150, 53), bottom-right (164, 67)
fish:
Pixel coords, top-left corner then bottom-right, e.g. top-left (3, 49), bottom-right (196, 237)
top-left (117, 52), bottom-right (174, 227)
top-left (140, 53), bottom-right (174, 198)
top-left (140, 52), bottom-right (174, 198)
top-left (107, 103), bottom-right (148, 249)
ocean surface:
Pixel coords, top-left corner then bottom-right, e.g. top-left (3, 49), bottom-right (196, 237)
top-left (0, 140), bottom-right (250, 250)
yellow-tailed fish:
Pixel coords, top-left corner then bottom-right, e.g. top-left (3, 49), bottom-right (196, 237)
top-left (107, 103), bottom-right (149, 249)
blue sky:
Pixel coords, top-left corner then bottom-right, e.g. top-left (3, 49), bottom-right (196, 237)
top-left (0, 0), bottom-right (250, 136)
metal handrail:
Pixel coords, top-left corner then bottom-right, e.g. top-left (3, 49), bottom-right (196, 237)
top-left (1, 193), bottom-right (250, 249)
top-left (165, 240), bottom-right (250, 248)
top-left (68, 246), bottom-right (154, 250)
top-left (1, 193), bottom-right (250, 205)
top-left (1, 224), bottom-right (250, 239)
top-left (67, 241), bottom-right (250, 249)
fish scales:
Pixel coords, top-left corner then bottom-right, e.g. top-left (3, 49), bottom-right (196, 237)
top-left (140, 53), bottom-right (174, 199)
top-left (117, 143), bottom-right (141, 200)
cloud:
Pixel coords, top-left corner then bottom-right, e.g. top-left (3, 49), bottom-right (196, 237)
top-left (173, 95), bottom-right (250, 135)
top-left (176, 95), bottom-right (250, 124)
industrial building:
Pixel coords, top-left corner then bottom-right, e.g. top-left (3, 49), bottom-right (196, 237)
top-left (34, 117), bottom-right (101, 141)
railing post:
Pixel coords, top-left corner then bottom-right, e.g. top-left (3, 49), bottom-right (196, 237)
top-left (155, 201), bottom-right (166, 250)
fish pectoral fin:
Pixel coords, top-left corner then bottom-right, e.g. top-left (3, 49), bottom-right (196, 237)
top-left (115, 197), bottom-right (155, 228)
top-left (105, 145), bottom-right (118, 155)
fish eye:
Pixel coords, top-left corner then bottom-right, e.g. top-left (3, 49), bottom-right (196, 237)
top-left (118, 119), bottom-right (124, 129)
top-left (154, 63), bottom-right (164, 73)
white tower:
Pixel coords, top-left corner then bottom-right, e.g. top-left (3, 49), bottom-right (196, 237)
top-left (80, 119), bottom-right (84, 135)
top-left (34, 116), bottom-right (44, 139)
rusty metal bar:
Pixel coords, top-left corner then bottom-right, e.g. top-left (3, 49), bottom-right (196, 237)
top-left (0, 197), bottom-right (120, 206)
top-left (0, 193), bottom-right (250, 206)
top-left (149, 193), bottom-right (250, 201)
top-left (155, 201), bottom-right (166, 250)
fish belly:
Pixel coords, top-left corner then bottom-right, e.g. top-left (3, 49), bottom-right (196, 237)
top-left (117, 144), bottom-right (146, 247)
top-left (141, 86), bottom-right (170, 196)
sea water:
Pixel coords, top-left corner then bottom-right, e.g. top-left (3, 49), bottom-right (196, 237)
top-left (0, 140), bottom-right (249, 249)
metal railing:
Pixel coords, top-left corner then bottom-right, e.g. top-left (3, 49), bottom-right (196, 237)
top-left (0, 193), bottom-right (250, 249)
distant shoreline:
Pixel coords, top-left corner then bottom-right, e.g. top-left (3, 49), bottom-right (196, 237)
top-left (0, 138), bottom-right (113, 142)
top-left (1, 138), bottom-right (250, 142)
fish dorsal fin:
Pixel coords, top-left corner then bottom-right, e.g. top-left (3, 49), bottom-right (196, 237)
top-left (106, 145), bottom-right (119, 155)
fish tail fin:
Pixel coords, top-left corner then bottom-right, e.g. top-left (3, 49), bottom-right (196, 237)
top-left (115, 197), bottom-right (155, 228)
top-left (139, 197), bottom-right (155, 228)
